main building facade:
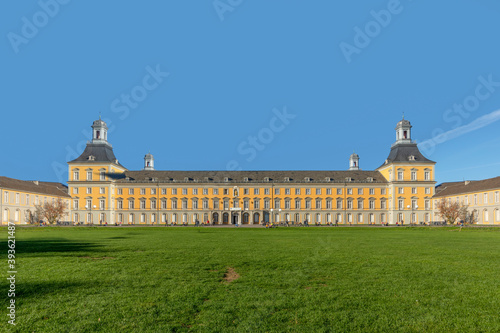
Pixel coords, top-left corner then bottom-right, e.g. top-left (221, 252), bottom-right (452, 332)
top-left (67, 117), bottom-right (437, 225)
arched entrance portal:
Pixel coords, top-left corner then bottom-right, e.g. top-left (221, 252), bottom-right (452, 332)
top-left (242, 213), bottom-right (249, 224)
top-left (212, 212), bottom-right (219, 224)
top-left (222, 212), bottom-right (229, 224)
top-left (253, 213), bottom-right (260, 224)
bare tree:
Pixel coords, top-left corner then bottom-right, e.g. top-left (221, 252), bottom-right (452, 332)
top-left (436, 199), bottom-right (475, 225)
top-left (35, 198), bottom-right (68, 225)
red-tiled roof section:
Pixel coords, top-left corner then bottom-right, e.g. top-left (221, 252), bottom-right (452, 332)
top-left (0, 176), bottom-right (70, 198)
top-left (434, 176), bottom-right (500, 198)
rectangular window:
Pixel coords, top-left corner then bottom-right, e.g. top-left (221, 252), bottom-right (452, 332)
top-left (151, 200), bottom-right (157, 210)
top-left (86, 199), bottom-right (92, 209)
top-left (117, 188), bottom-right (123, 195)
top-left (326, 188), bottom-right (332, 195)
top-left (305, 189), bottom-right (311, 195)
top-left (129, 188), bottom-right (134, 195)
top-left (87, 171), bottom-right (92, 181)
top-left (100, 200), bottom-right (105, 210)
top-left (275, 188), bottom-right (280, 195)
top-left (398, 171), bottom-right (404, 180)
top-left (337, 200), bottom-right (342, 209)
top-left (100, 188), bottom-right (105, 194)
top-left (264, 200), bottom-right (270, 209)
top-left (347, 200), bottom-right (353, 209)
top-left (305, 200), bottom-right (311, 209)
top-left (26, 194), bottom-right (30, 205)
top-left (192, 200), bottom-right (198, 209)
top-left (337, 188), bottom-right (342, 195)
top-left (224, 201), bottom-right (229, 210)
top-left (398, 199), bottom-right (404, 210)
top-left (315, 199), bottom-right (321, 209)
top-left (15, 193), bottom-right (19, 204)
top-left (369, 188), bottom-right (375, 195)
top-left (424, 171), bottom-right (430, 181)
top-left (412, 187), bottom-right (417, 194)
top-left (100, 172), bottom-right (106, 181)
top-left (172, 200), bottom-right (177, 209)
top-left (398, 188), bottom-right (404, 194)
top-left (140, 188), bottom-right (146, 195)
top-left (73, 188), bottom-right (79, 194)
top-left (316, 188), bottom-right (321, 195)
top-left (182, 188), bottom-right (188, 195)
top-left (203, 200), bottom-right (209, 209)
top-left (73, 199), bottom-right (79, 210)
top-left (295, 188), bottom-right (301, 195)
top-left (117, 200), bottom-right (123, 209)
top-left (264, 188), bottom-right (270, 195)
top-left (172, 188), bottom-right (177, 195)
top-left (193, 188), bottom-right (198, 195)
top-left (151, 188), bottom-right (157, 195)
top-left (358, 200), bottom-right (363, 209)
top-left (380, 200), bottom-right (386, 209)
top-left (411, 171), bottom-right (417, 181)
top-left (285, 188), bottom-right (291, 195)
top-left (425, 188), bottom-right (430, 195)
top-left (202, 188), bottom-right (208, 195)
top-left (253, 200), bottom-right (259, 209)
top-left (347, 188), bottom-right (352, 195)
top-left (224, 189), bottom-right (229, 195)
top-left (162, 188), bottom-right (167, 195)
top-left (484, 193), bottom-right (488, 204)
top-left (140, 200), bottom-right (146, 209)
top-left (495, 192), bottom-right (499, 203)
top-left (358, 188), bottom-right (363, 195)
top-left (295, 199), bottom-right (301, 209)
top-left (425, 200), bottom-right (430, 210)
top-left (285, 200), bottom-right (291, 209)
top-left (87, 188), bottom-right (92, 194)
top-left (161, 200), bottom-right (167, 209)
top-left (213, 188), bottom-right (218, 195)
top-left (381, 188), bottom-right (386, 195)
top-left (182, 200), bottom-right (188, 209)
top-left (326, 200), bottom-right (332, 209)
top-left (73, 171), bottom-right (79, 181)
top-left (369, 200), bottom-right (375, 209)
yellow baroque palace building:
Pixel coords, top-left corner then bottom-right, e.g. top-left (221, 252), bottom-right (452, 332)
top-left (0, 176), bottom-right (71, 224)
top-left (67, 117), bottom-right (438, 225)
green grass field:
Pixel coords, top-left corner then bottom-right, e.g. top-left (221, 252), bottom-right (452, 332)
top-left (2, 226), bottom-right (500, 332)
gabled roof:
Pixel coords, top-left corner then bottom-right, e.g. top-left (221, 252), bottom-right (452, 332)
top-left (0, 176), bottom-right (70, 198)
top-left (114, 170), bottom-right (388, 184)
top-left (378, 143), bottom-right (435, 168)
top-left (433, 176), bottom-right (500, 198)
top-left (68, 143), bottom-right (125, 168)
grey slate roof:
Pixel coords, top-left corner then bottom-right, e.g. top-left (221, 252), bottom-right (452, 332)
top-left (115, 170), bottom-right (388, 184)
top-left (0, 176), bottom-right (70, 198)
top-left (69, 143), bottom-right (125, 167)
top-left (434, 176), bottom-right (500, 198)
top-left (379, 143), bottom-right (435, 168)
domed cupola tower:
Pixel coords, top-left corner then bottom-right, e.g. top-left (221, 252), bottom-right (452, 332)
top-left (144, 152), bottom-right (155, 171)
top-left (91, 116), bottom-right (109, 146)
top-left (395, 116), bottom-right (412, 145)
top-left (349, 152), bottom-right (360, 170)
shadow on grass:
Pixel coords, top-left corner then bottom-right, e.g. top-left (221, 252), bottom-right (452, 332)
top-left (0, 239), bottom-right (102, 257)
top-left (3, 280), bottom-right (95, 302)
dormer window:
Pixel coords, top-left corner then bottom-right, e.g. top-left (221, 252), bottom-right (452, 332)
top-left (367, 177), bottom-right (373, 182)
top-left (304, 177), bottom-right (311, 182)
top-left (224, 177), bottom-right (229, 182)
top-left (409, 155), bottom-right (415, 161)
top-left (325, 177), bottom-right (332, 182)
top-left (284, 177), bottom-right (290, 182)
top-left (345, 177), bottom-right (352, 182)
top-left (87, 155), bottom-right (95, 161)
top-left (184, 177), bottom-right (189, 182)
top-left (264, 177), bottom-right (270, 182)
top-left (243, 177), bottom-right (249, 182)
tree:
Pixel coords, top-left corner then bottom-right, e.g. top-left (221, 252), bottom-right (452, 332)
top-left (436, 198), bottom-right (475, 225)
top-left (35, 198), bottom-right (68, 225)
top-left (25, 208), bottom-right (41, 224)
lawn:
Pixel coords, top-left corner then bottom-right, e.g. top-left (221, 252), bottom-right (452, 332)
top-left (2, 226), bottom-right (500, 332)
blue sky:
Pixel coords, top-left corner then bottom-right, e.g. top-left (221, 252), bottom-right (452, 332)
top-left (1, 0), bottom-right (499, 185)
